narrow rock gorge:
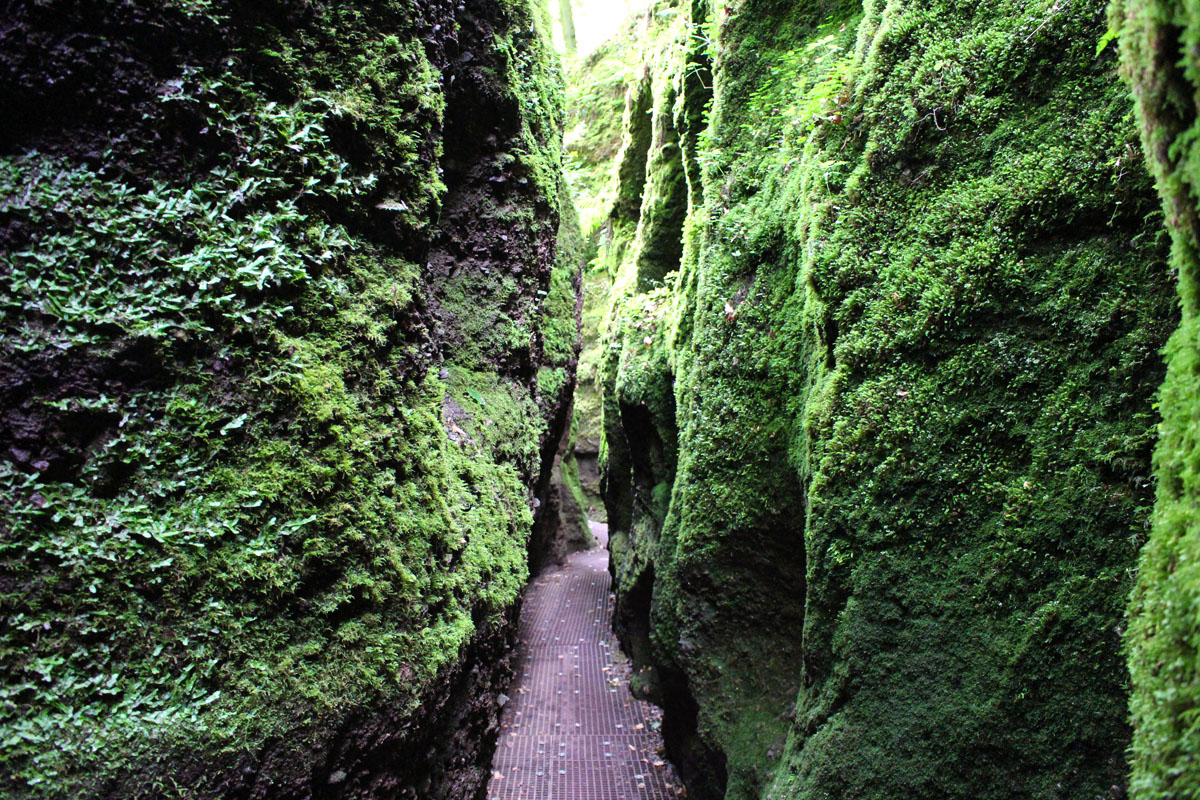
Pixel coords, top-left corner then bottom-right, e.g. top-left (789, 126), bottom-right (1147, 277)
top-left (7, 0), bottom-right (1200, 799)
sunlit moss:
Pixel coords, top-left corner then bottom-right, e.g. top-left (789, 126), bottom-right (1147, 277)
top-left (1115, 0), bottom-right (1200, 796)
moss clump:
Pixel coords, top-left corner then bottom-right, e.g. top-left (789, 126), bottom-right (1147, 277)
top-left (0, 0), bottom-right (577, 795)
top-left (1115, 1), bottom-right (1200, 797)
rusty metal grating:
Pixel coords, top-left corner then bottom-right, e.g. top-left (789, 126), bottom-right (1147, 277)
top-left (487, 527), bottom-right (682, 799)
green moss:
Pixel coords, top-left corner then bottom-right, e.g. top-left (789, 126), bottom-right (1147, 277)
top-left (0, 0), bottom-right (574, 795)
top-left (631, 16), bottom-right (691, 291)
top-left (564, 19), bottom-right (645, 238)
top-left (564, 6), bottom-right (676, 530)
top-left (1115, 1), bottom-right (1200, 797)
top-left (593, 0), bottom-right (1176, 797)
top-left (558, 441), bottom-right (595, 550)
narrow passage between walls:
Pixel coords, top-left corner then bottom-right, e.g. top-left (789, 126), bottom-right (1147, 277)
top-left (487, 522), bottom-right (681, 799)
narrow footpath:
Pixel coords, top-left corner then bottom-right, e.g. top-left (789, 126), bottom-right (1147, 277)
top-left (486, 522), bottom-right (682, 800)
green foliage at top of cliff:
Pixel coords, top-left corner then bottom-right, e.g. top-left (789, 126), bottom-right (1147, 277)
top-left (0, 0), bottom-right (573, 796)
top-left (596, 0), bottom-right (1176, 798)
top-left (563, 17), bottom-right (645, 239)
top-left (1114, 1), bottom-right (1200, 797)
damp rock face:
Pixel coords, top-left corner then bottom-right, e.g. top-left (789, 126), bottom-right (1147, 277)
top-left (0, 0), bottom-right (579, 797)
top-left (595, 1), bottom-right (1175, 798)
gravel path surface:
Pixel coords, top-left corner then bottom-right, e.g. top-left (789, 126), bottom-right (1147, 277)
top-left (486, 522), bottom-right (681, 800)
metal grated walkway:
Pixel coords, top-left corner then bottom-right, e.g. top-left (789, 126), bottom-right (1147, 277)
top-left (487, 522), bottom-right (681, 800)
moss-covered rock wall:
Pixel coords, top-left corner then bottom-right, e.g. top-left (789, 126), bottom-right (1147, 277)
top-left (0, 0), bottom-right (578, 796)
top-left (597, 0), bottom-right (1176, 798)
top-left (1115, 1), bottom-right (1200, 797)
